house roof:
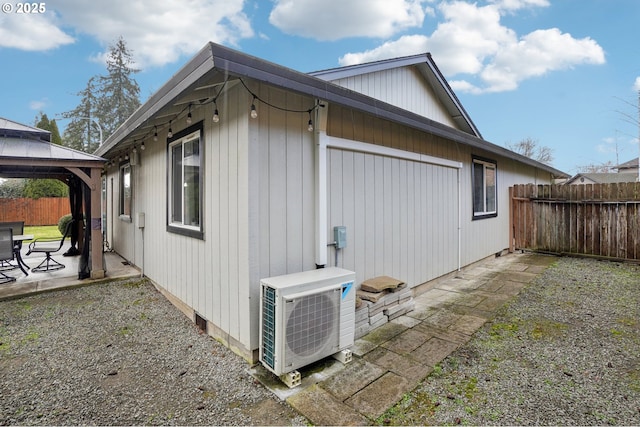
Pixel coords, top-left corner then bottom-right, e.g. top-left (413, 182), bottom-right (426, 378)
top-left (95, 42), bottom-right (568, 178)
top-left (616, 157), bottom-right (639, 170)
top-left (565, 172), bottom-right (639, 185)
top-left (309, 53), bottom-right (482, 138)
top-left (0, 118), bottom-right (105, 179)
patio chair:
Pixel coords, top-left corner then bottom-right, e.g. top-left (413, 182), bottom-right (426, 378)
top-left (0, 228), bottom-right (17, 284)
top-left (26, 221), bottom-right (73, 273)
top-left (0, 221), bottom-right (24, 271)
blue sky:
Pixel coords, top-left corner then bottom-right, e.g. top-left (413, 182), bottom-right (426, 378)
top-left (1, 0), bottom-right (639, 174)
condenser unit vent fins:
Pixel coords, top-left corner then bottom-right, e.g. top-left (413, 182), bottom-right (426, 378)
top-left (261, 286), bottom-right (277, 370)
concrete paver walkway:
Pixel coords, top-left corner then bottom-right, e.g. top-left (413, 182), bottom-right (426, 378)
top-left (281, 252), bottom-right (555, 425)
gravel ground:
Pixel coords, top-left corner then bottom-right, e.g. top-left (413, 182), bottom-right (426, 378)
top-left (0, 278), bottom-right (308, 426)
top-left (379, 256), bottom-right (640, 426)
top-left (3, 257), bottom-right (640, 426)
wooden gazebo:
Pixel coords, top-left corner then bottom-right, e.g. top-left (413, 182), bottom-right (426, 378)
top-left (0, 118), bottom-right (106, 279)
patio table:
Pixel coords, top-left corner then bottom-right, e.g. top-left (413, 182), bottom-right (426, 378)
top-left (12, 234), bottom-right (33, 276)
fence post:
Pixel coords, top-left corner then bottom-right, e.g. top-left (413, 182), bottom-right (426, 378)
top-left (509, 186), bottom-right (514, 253)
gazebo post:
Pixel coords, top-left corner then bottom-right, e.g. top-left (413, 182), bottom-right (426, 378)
top-left (89, 167), bottom-right (104, 279)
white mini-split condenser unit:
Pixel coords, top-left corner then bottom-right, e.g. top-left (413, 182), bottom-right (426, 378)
top-left (259, 267), bottom-right (356, 383)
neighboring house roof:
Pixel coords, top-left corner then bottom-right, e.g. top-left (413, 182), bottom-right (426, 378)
top-left (0, 117), bottom-right (105, 179)
top-left (310, 53), bottom-right (482, 139)
top-left (95, 42), bottom-right (568, 178)
top-left (565, 172), bottom-right (639, 185)
top-left (616, 157), bottom-right (639, 171)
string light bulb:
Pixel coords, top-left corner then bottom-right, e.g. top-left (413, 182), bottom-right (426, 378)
top-left (213, 100), bottom-right (219, 123)
top-left (307, 110), bottom-right (314, 132)
top-left (168, 120), bottom-right (173, 138)
top-left (250, 96), bottom-right (258, 119)
top-left (141, 140), bottom-right (146, 150)
top-left (153, 126), bottom-right (158, 142)
top-left (186, 104), bottom-right (192, 125)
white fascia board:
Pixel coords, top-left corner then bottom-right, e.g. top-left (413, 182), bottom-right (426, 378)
top-left (324, 135), bottom-right (462, 169)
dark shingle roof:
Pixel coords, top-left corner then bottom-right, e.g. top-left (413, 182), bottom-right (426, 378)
top-left (0, 118), bottom-right (105, 179)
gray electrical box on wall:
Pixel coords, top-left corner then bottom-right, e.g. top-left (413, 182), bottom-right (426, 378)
top-left (334, 226), bottom-right (347, 249)
top-left (137, 212), bottom-right (145, 229)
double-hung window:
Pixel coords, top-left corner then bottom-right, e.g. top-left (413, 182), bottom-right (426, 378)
top-left (119, 163), bottom-right (132, 219)
top-left (167, 123), bottom-right (203, 239)
top-left (472, 156), bottom-right (497, 219)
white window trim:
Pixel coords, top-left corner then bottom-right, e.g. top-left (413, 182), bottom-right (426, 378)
top-left (119, 162), bottom-right (132, 221)
top-left (167, 125), bottom-right (204, 239)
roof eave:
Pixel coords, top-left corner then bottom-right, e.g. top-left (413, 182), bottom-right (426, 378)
top-left (423, 53), bottom-right (482, 139)
top-left (95, 44), bottom-right (216, 157)
top-left (96, 42), bottom-right (568, 179)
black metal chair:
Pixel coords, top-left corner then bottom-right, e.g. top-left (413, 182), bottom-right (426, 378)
top-left (26, 221), bottom-right (73, 273)
top-left (0, 228), bottom-right (17, 284)
top-left (0, 221), bottom-right (25, 272)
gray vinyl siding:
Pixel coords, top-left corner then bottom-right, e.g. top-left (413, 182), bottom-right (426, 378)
top-left (325, 105), bottom-right (552, 288)
top-left (328, 66), bottom-right (457, 129)
top-left (104, 85), bottom-right (254, 352)
top-left (327, 148), bottom-right (459, 287)
top-left (251, 84), bottom-right (316, 280)
top-left (103, 79), bottom-right (552, 358)
top-left (249, 84), bottom-right (317, 349)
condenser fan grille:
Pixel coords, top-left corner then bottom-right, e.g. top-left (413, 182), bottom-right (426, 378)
top-left (261, 286), bottom-right (277, 369)
top-left (285, 289), bottom-right (339, 359)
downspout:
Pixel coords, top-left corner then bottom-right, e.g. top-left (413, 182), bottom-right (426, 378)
top-left (315, 101), bottom-right (329, 268)
top-left (457, 168), bottom-right (462, 272)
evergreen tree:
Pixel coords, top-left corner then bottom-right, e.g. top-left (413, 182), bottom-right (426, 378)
top-left (30, 112), bottom-right (69, 198)
top-left (62, 77), bottom-right (101, 152)
top-left (34, 112), bottom-right (63, 145)
top-left (97, 36), bottom-right (141, 140)
top-left (61, 37), bottom-right (141, 153)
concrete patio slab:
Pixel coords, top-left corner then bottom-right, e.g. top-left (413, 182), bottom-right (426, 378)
top-left (249, 253), bottom-right (557, 424)
top-left (287, 384), bottom-right (369, 426)
top-left (0, 243), bottom-right (140, 300)
top-left (345, 372), bottom-right (409, 420)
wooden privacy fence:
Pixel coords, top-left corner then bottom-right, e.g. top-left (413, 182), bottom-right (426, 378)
top-left (0, 197), bottom-right (70, 226)
top-left (510, 183), bottom-right (640, 261)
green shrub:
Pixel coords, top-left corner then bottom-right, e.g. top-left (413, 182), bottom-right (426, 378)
top-left (58, 214), bottom-right (73, 235)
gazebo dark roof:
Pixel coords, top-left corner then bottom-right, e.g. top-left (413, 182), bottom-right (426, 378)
top-left (0, 117), bottom-right (50, 141)
top-left (0, 117), bottom-right (105, 179)
top-left (0, 117), bottom-right (107, 279)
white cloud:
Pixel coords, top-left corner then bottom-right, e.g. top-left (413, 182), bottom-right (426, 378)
top-left (474, 28), bottom-right (604, 93)
top-left (339, 35), bottom-right (429, 66)
top-left (0, 0), bottom-right (253, 68)
top-left (338, 1), bottom-right (605, 94)
top-left (633, 77), bottom-right (640, 92)
top-left (488, 0), bottom-right (550, 12)
top-left (0, 13), bottom-right (74, 50)
top-left (55, 0), bottom-right (253, 67)
top-left (596, 137), bottom-right (617, 154)
top-left (269, 0), bottom-right (430, 41)
top-left (30, 99), bottom-right (48, 110)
